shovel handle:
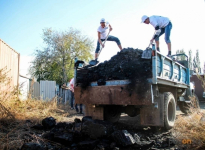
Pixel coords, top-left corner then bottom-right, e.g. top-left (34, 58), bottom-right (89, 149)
top-left (97, 30), bottom-right (111, 57)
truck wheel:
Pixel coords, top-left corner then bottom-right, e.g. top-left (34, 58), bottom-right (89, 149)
top-left (164, 92), bottom-right (176, 130)
top-left (104, 106), bottom-right (121, 123)
top-left (178, 94), bottom-right (200, 114)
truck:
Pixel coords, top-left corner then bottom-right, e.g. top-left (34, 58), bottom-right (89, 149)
top-left (74, 45), bottom-right (199, 130)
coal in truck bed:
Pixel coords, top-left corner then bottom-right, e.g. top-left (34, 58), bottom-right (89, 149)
top-left (76, 48), bottom-right (152, 94)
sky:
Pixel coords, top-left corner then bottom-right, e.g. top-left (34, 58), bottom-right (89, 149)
top-left (0, 0), bottom-right (205, 77)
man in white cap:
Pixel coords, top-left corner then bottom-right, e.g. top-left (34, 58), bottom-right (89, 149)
top-left (141, 15), bottom-right (172, 57)
top-left (95, 18), bottom-right (122, 60)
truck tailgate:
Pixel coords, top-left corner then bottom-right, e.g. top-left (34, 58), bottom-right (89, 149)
top-left (75, 82), bottom-right (152, 105)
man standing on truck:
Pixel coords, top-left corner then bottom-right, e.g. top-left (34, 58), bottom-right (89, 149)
top-left (141, 15), bottom-right (172, 57)
top-left (95, 18), bottom-right (123, 59)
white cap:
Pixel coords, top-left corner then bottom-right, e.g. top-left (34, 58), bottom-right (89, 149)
top-left (100, 18), bottom-right (105, 23)
top-left (141, 15), bottom-right (148, 23)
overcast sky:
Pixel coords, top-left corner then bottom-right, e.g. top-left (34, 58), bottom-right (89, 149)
top-left (0, 0), bottom-right (205, 77)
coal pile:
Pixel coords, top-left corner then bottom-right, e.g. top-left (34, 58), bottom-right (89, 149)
top-left (77, 48), bottom-right (152, 93)
top-left (22, 116), bottom-right (179, 150)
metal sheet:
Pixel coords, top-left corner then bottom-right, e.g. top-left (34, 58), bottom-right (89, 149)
top-left (74, 84), bottom-right (152, 105)
top-left (156, 53), bottom-right (188, 85)
top-left (40, 80), bottom-right (56, 101)
top-left (31, 82), bottom-right (40, 99)
top-left (0, 39), bottom-right (20, 90)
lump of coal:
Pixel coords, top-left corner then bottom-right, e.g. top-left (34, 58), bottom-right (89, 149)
top-left (55, 122), bottom-right (73, 129)
top-left (112, 130), bottom-right (135, 146)
top-left (42, 117), bottom-right (56, 130)
top-left (53, 132), bottom-right (73, 145)
top-left (77, 140), bottom-right (99, 150)
top-left (82, 116), bottom-right (93, 123)
top-left (21, 143), bottom-right (44, 150)
top-left (74, 118), bottom-right (82, 123)
top-left (81, 121), bottom-right (106, 139)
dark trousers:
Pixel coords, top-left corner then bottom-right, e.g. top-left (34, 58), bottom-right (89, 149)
top-left (75, 104), bottom-right (83, 113)
top-left (70, 90), bottom-right (74, 108)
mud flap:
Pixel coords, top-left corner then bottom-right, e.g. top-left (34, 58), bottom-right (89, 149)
top-left (140, 93), bottom-right (164, 126)
top-left (84, 105), bottom-right (104, 120)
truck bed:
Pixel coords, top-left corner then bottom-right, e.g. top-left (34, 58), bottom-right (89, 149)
top-left (74, 49), bottom-right (189, 105)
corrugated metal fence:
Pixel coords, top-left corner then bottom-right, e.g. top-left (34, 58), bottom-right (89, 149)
top-left (0, 39), bottom-right (20, 88)
top-left (30, 81), bottom-right (73, 104)
top-left (40, 81), bottom-right (56, 100)
top-left (31, 81), bottom-right (56, 101)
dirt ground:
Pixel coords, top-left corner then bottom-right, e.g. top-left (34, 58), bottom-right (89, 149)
top-left (2, 102), bottom-right (203, 150)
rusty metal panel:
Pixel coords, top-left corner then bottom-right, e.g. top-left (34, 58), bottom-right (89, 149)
top-left (0, 39), bottom-right (20, 90)
top-left (74, 84), bottom-right (152, 105)
top-left (85, 105), bottom-right (104, 120)
top-left (140, 93), bottom-right (164, 126)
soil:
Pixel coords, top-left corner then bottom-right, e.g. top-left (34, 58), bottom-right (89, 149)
top-left (2, 106), bottom-right (205, 150)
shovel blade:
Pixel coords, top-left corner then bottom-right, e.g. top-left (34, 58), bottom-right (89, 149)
top-left (89, 60), bottom-right (99, 66)
top-left (141, 49), bottom-right (152, 59)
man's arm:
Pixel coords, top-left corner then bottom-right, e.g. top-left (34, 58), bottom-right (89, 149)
top-left (152, 26), bottom-right (161, 39)
top-left (109, 24), bottom-right (113, 31)
top-left (150, 26), bottom-right (161, 43)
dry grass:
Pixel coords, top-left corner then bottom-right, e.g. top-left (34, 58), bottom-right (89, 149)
top-left (172, 96), bottom-right (205, 150)
top-left (0, 68), bottom-right (71, 149)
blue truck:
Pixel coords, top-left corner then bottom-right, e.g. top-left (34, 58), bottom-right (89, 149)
top-left (74, 45), bottom-right (198, 130)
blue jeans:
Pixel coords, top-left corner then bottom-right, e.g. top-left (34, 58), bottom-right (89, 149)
top-left (155, 22), bottom-right (172, 43)
top-left (95, 35), bottom-right (121, 53)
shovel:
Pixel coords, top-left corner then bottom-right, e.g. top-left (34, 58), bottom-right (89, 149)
top-left (141, 42), bottom-right (153, 59)
top-left (89, 30), bottom-right (111, 66)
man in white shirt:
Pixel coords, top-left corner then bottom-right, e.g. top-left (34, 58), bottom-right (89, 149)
top-left (141, 15), bottom-right (172, 57)
top-left (95, 18), bottom-right (123, 59)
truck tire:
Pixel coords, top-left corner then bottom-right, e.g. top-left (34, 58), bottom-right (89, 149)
top-left (104, 106), bottom-right (121, 123)
top-left (164, 92), bottom-right (176, 130)
top-left (178, 94), bottom-right (200, 114)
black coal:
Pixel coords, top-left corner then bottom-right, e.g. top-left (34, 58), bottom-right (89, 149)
top-left (76, 48), bottom-right (152, 96)
top-left (22, 116), bottom-right (179, 150)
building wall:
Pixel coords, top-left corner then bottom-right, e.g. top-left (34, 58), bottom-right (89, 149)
top-left (190, 75), bottom-right (205, 101)
top-left (0, 39), bottom-right (20, 89)
top-left (19, 76), bottom-right (31, 100)
top-left (31, 82), bottom-right (40, 99)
